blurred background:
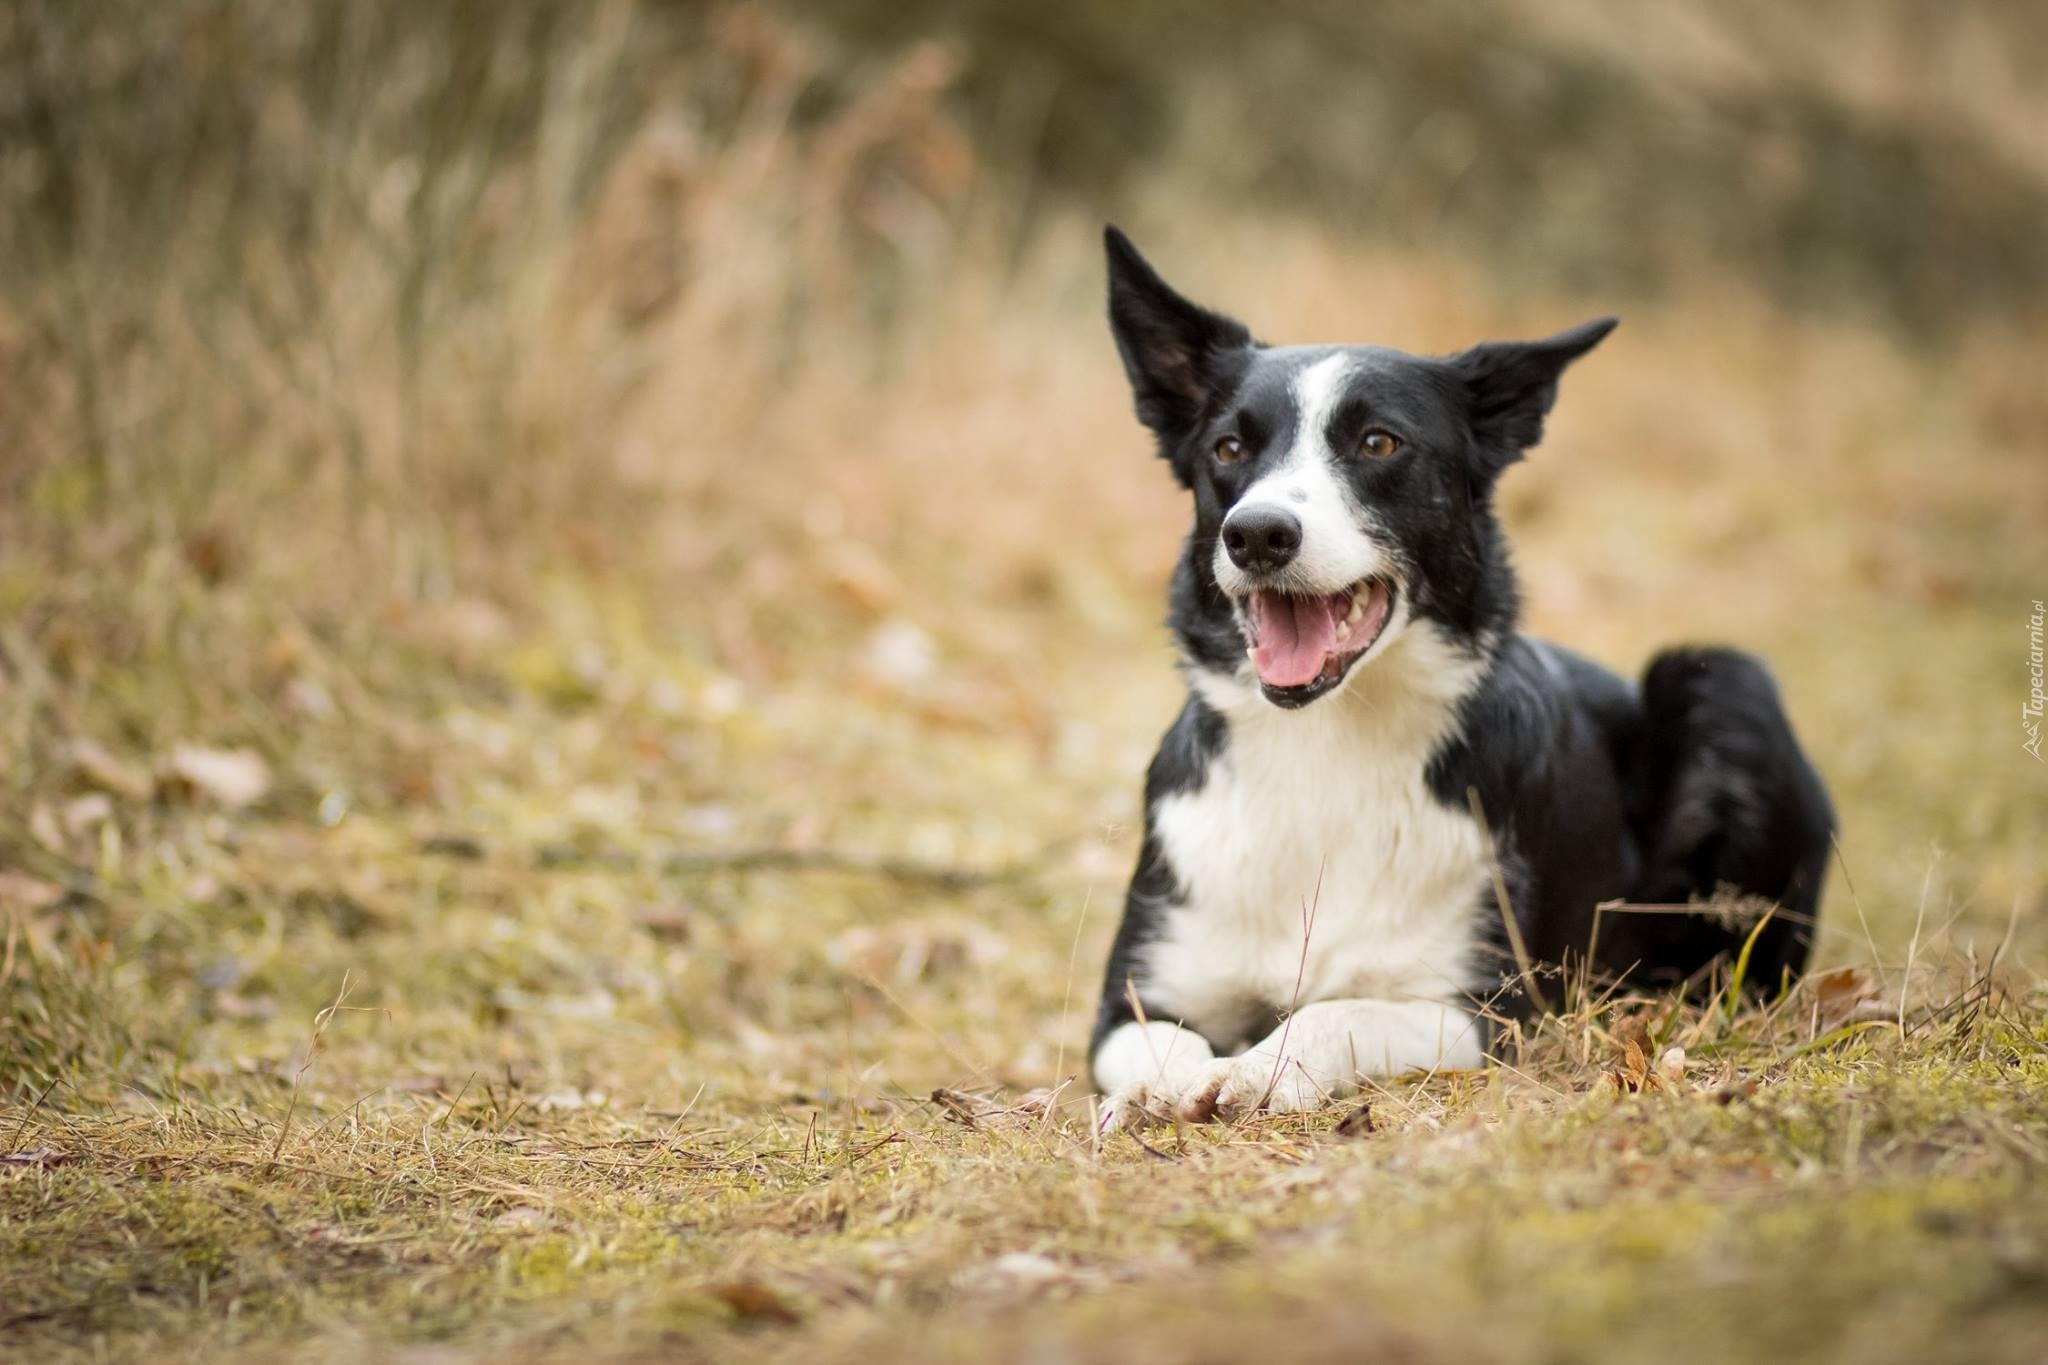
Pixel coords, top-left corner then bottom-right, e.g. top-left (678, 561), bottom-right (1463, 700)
top-left (2, 0), bottom-right (2045, 1105)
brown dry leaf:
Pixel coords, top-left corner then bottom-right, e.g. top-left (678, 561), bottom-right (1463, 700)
top-left (1609, 1037), bottom-right (1664, 1095)
top-left (857, 618), bottom-right (936, 690)
top-left (636, 903), bottom-right (695, 942)
top-left (164, 745), bottom-right (272, 809)
top-left (952, 1251), bottom-right (1094, 1304)
top-left (68, 739), bottom-right (151, 798)
top-left (1, 1147), bottom-right (71, 1169)
top-left (62, 793), bottom-right (114, 836)
top-left (27, 804), bottom-right (64, 851)
top-left (829, 918), bottom-right (1005, 982)
top-left (1334, 1102), bottom-right (1378, 1138)
top-left (821, 538), bottom-right (900, 613)
top-left (1712, 1079), bottom-right (1761, 1105)
top-left (490, 1206), bottom-right (549, 1232)
top-left (712, 1279), bottom-right (801, 1325)
top-left (930, 1087), bottom-right (987, 1129)
top-left (1813, 966), bottom-right (1888, 1030)
top-left (183, 528), bottom-right (233, 584)
top-left (210, 992), bottom-right (277, 1021)
top-left (0, 871), bottom-right (65, 912)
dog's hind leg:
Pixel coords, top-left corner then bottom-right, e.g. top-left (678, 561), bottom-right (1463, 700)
top-left (1618, 647), bottom-right (1835, 993)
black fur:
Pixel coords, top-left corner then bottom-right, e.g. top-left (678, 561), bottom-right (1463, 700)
top-left (1090, 227), bottom-right (1833, 1063)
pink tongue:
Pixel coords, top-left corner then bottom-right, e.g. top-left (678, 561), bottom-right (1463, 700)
top-left (1250, 590), bottom-right (1338, 689)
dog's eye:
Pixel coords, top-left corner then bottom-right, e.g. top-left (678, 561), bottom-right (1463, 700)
top-left (1214, 436), bottom-right (1246, 464)
top-left (1358, 430), bottom-right (1401, 459)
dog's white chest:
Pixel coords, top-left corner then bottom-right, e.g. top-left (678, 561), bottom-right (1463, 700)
top-left (1141, 671), bottom-right (1490, 1047)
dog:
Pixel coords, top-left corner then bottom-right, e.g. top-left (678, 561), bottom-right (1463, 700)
top-left (1089, 227), bottom-right (1834, 1130)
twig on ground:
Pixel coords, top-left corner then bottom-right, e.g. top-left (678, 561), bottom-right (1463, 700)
top-left (421, 834), bottom-right (1066, 892)
top-left (272, 972), bottom-right (358, 1165)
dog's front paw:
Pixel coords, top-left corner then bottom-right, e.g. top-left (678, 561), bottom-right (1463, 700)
top-left (1097, 1060), bottom-right (1231, 1133)
top-left (1097, 1080), bottom-right (1154, 1135)
top-left (1097, 1073), bottom-right (1202, 1134)
top-left (1100, 1056), bottom-right (1332, 1132)
top-left (1195, 1055), bottom-right (1329, 1119)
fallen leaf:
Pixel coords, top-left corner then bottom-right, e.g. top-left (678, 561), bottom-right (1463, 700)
top-left (1813, 966), bottom-right (1888, 1030)
top-left (62, 793), bottom-right (114, 836)
top-left (712, 1279), bottom-right (801, 1325)
top-left (490, 1206), bottom-right (549, 1232)
top-left (530, 1086), bottom-right (609, 1110)
top-left (183, 528), bottom-right (233, 584)
top-left (822, 538), bottom-right (900, 613)
top-left (952, 1251), bottom-right (1096, 1303)
top-left (1609, 1036), bottom-right (1664, 1095)
top-left (210, 992), bottom-right (277, 1021)
top-left (930, 1087), bottom-right (987, 1129)
top-left (829, 918), bottom-right (1006, 982)
top-left (635, 903), bottom-right (694, 942)
top-left (284, 676), bottom-right (336, 719)
top-left (164, 745), bottom-right (271, 809)
top-left (1334, 1102), bottom-right (1378, 1138)
top-left (1712, 1079), bottom-right (1760, 1105)
top-left (28, 804), bottom-right (63, 851)
top-left (858, 618), bottom-right (936, 689)
top-left (1, 1147), bottom-right (70, 1169)
top-left (68, 739), bottom-right (150, 798)
top-left (0, 871), bottom-right (64, 912)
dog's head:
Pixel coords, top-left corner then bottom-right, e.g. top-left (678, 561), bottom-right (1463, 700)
top-left (1105, 226), bottom-right (1615, 709)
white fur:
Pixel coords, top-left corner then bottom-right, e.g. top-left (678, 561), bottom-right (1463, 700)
top-left (1213, 353), bottom-right (1390, 599)
top-left (1151, 622), bottom-right (1491, 1035)
top-left (1097, 621), bottom-right (1493, 1126)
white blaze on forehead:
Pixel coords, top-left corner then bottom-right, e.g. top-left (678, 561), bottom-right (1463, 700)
top-left (1288, 351), bottom-right (1355, 459)
top-left (1216, 350), bottom-right (1389, 597)
top-left (1241, 353), bottom-right (1352, 504)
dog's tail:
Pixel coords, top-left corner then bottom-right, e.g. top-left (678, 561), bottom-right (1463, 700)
top-left (1626, 646), bottom-right (1834, 993)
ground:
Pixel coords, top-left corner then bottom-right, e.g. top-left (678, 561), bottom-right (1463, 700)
top-left (3, 5), bottom-right (2046, 1362)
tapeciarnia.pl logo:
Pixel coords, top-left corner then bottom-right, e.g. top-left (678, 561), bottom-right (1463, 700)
top-left (2027, 599), bottom-right (2046, 762)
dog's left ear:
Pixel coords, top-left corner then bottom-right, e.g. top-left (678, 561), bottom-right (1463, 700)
top-left (1449, 317), bottom-right (1618, 476)
top-left (1105, 226), bottom-right (1252, 455)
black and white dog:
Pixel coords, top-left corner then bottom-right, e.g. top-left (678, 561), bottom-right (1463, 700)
top-left (1089, 228), bottom-right (1834, 1129)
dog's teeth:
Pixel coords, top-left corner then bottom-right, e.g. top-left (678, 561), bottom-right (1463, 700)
top-left (1246, 647), bottom-right (1257, 661)
top-left (1345, 595), bottom-right (1364, 625)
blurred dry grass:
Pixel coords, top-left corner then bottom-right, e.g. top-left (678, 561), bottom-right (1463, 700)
top-left (1, 3), bottom-right (2046, 1361)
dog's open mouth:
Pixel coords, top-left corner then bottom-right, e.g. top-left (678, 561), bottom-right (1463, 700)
top-left (1244, 578), bottom-right (1395, 698)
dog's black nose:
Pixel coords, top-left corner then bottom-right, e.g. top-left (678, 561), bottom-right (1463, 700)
top-left (1222, 506), bottom-right (1302, 574)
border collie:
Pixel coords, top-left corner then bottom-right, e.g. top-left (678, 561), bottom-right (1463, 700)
top-left (1089, 228), bottom-right (1834, 1130)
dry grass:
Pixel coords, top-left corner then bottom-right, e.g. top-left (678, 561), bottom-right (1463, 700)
top-left (3, 4), bottom-right (2047, 1362)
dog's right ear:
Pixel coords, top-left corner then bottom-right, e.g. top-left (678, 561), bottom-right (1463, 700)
top-left (1105, 226), bottom-right (1251, 455)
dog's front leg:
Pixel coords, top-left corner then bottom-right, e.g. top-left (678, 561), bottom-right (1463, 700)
top-left (1211, 999), bottom-right (1488, 1116)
